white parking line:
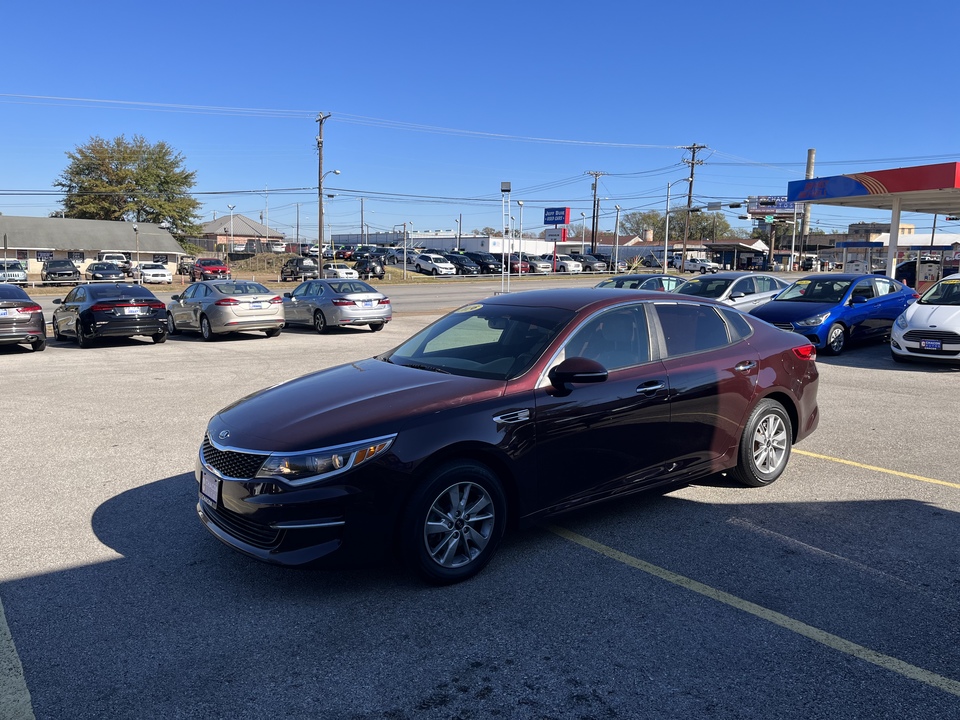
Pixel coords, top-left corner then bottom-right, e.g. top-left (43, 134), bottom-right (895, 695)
top-left (0, 598), bottom-right (34, 720)
top-left (550, 525), bottom-right (960, 698)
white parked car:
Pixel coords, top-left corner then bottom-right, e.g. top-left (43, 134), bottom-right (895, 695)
top-left (414, 253), bottom-right (456, 276)
top-left (542, 254), bottom-right (582, 273)
top-left (137, 262), bottom-right (174, 284)
top-left (518, 252), bottom-right (553, 273)
top-left (683, 258), bottom-right (721, 274)
top-left (891, 273), bottom-right (960, 364)
top-left (322, 262), bottom-right (359, 279)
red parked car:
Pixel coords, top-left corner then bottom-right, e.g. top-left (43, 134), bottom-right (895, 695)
top-left (191, 258), bottom-right (232, 282)
top-left (196, 288), bottom-right (820, 584)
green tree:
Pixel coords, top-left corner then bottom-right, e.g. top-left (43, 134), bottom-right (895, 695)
top-left (620, 210), bottom-right (664, 239)
top-left (55, 134), bottom-right (202, 238)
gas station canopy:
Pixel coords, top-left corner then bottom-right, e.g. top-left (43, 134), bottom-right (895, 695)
top-left (786, 162), bottom-right (960, 276)
top-left (786, 162), bottom-right (960, 214)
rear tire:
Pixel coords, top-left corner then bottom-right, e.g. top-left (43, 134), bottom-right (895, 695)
top-left (731, 399), bottom-right (792, 487)
top-left (313, 311), bottom-right (328, 334)
top-left (76, 323), bottom-right (91, 348)
top-left (200, 315), bottom-right (215, 342)
top-left (401, 460), bottom-right (506, 585)
top-left (370, 322), bottom-right (384, 332)
top-left (31, 336), bottom-right (46, 352)
top-left (265, 327), bottom-right (282, 338)
top-left (152, 332), bottom-right (167, 344)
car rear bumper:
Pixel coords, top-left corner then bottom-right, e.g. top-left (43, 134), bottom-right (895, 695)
top-left (215, 318), bottom-right (285, 334)
top-left (91, 319), bottom-right (167, 338)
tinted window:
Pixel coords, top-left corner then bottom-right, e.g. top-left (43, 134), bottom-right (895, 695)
top-left (0, 284), bottom-right (28, 299)
top-left (719, 308), bottom-right (754, 340)
top-left (565, 306), bottom-right (650, 369)
top-left (851, 279), bottom-right (876, 301)
top-left (676, 277), bottom-right (732, 299)
top-left (88, 284), bottom-right (155, 299)
top-left (655, 303), bottom-right (731, 356)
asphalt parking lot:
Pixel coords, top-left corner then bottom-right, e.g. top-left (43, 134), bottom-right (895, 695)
top-left (2, 305), bottom-right (960, 719)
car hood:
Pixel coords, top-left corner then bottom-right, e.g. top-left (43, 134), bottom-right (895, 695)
top-left (209, 358), bottom-right (505, 452)
top-left (903, 303), bottom-right (960, 328)
top-left (751, 300), bottom-right (839, 323)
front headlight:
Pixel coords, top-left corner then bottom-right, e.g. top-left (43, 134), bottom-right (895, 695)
top-left (796, 311), bottom-right (831, 327)
top-left (896, 312), bottom-right (908, 329)
top-left (255, 434), bottom-right (396, 485)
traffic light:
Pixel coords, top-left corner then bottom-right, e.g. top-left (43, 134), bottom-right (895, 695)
top-left (728, 203), bottom-right (742, 209)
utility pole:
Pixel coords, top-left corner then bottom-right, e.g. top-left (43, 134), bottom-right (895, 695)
top-left (797, 148), bottom-right (815, 262)
top-left (316, 112), bottom-right (331, 245)
top-left (679, 144), bottom-right (707, 269)
top-left (586, 171), bottom-right (606, 254)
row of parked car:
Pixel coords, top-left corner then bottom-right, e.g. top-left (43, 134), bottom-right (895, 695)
top-left (0, 258), bottom-right (175, 286)
top-left (0, 277), bottom-right (393, 352)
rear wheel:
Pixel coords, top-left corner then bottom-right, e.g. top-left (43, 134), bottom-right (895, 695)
top-left (31, 336), bottom-right (46, 352)
top-left (76, 323), bottom-right (91, 348)
top-left (152, 332), bottom-right (167, 344)
top-left (313, 311), bottom-right (328, 334)
top-left (200, 315), bottom-right (215, 341)
top-left (265, 327), bottom-right (282, 338)
top-left (401, 460), bottom-right (506, 585)
top-left (825, 323), bottom-right (846, 355)
top-left (731, 399), bottom-right (792, 487)
top-left (370, 322), bottom-right (384, 332)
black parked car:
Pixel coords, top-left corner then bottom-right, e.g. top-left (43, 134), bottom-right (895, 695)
top-left (462, 251), bottom-right (503, 274)
top-left (84, 262), bottom-right (126, 282)
top-left (281, 257), bottom-right (320, 282)
top-left (443, 253), bottom-right (481, 275)
top-left (52, 283), bottom-right (168, 347)
top-left (353, 258), bottom-right (385, 280)
top-left (40, 259), bottom-right (81, 285)
top-left (0, 284), bottom-right (46, 351)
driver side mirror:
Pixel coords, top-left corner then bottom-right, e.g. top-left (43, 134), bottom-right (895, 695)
top-left (548, 357), bottom-right (608, 392)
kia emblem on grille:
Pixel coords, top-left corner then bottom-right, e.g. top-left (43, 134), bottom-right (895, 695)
top-left (218, 430), bottom-right (230, 440)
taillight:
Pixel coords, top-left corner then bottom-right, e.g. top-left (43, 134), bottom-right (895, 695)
top-left (332, 299), bottom-right (354, 306)
top-left (19, 304), bottom-right (42, 314)
top-left (90, 303), bottom-right (114, 312)
top-left (379, 298), bottom-right (391, 305)
top-left (793, 344), bottom-right (817, 361)
top-left (268, 296), bottom-right (282, 305)
top-left (148, 302), bottom-right (165, 310)
top-left (215, 298), bottom-right (240, 306)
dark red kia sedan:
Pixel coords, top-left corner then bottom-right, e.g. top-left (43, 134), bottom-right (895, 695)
top-left (196, 288), bottom-right (819, 584)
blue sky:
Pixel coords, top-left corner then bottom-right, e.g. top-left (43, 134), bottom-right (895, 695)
top-left (2, 0), bottom-right (958, 241)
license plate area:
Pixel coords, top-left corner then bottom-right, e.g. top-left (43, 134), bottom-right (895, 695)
top-left (200, 470), bottom-right (220, 504)
top-left (361, 300), bottom-right (373, 308)
top-left (920, 339), bottom-right (942, 350)
top-left (123, 306), bottom-right (145, 316)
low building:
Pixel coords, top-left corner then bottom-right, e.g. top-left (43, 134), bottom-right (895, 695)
top-left (0, 216), bottom-right (186, 275)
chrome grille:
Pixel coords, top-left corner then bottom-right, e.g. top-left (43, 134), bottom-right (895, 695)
top-left (903, 329), bottom-right (960, 343)
top-left (201, 435), bottom-right (269, 479)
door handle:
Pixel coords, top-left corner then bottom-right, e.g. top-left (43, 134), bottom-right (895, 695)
top-left (636, 381), bottom-right (665, 396)
top-left (735, 360), bottom-right (757, 372)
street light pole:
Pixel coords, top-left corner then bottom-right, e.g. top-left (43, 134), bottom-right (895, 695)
top-left (580, 212), bottom-right (586, 254)
top-left (455, 215), bottom-right (462, 251)
top-left (316, 112), bottom-right (331, 246)
top-left (318, 169), bottom-right (340, 248)
top-left (227, 204), bottom-right (235, 250)
top-left (664, 178), bottom-right (691, 272)
top-left (517, 201), bottom-right (524, 273)
top-left (133, 224), bottom-right (140, 283)
top-left (614, 205), bottom-right (621, 272)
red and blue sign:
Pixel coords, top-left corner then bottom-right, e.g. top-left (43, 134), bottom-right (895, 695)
top-left (788, 162), bottom-right (960, 203)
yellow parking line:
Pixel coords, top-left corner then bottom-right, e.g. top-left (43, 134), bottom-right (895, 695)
top-left (793, 449), bottom-right (960, 489)
top-left (549, 525), bottom-right (960, 698)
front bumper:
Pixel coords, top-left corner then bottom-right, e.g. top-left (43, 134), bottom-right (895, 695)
top-left (891, 326), bottom-right (960, 362)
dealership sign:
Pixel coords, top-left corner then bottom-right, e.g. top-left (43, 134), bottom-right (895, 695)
top-left (544, 207), bottom-right (571, 225)
top-left (544, 228), bottom-right (567, 244)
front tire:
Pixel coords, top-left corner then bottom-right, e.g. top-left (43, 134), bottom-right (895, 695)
top-left (167, 315), bottom-right (180, 336)
top-left (402, 460), bottom-right (506, 585)
top-left (53, 319), bottom-right (64, 342)
top-left (825, 322), bottom-right (846, 355)
top-left (731, 399), bottom-right (792, 487)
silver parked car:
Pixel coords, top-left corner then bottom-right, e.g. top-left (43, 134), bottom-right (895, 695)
top-left (166, 280), bottom-right (284, 340)
top-left (674, 271), bottom-right (789, 311)
top-left (283, 279), bottom-right (392, 333)
top-left (0, 260), bottom-right (28, 285)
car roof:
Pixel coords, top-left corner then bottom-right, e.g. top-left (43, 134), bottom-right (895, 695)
top-left (699, 271), bottom-right (774, 279)
top-left (479, 287), bottom-right (683, 313)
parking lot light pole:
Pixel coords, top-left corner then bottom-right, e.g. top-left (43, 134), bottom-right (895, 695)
top-left (132, 224), bottom-right (140, 283)
top-left (227, 204), bottom-right (235, 250)
top-left (664, 178), bottom-right (691, 272)
top-left (517, 202), bottom-right (523, 273)
top-left (580, 212), bottom-right (586, 254)
top-left (614, 205), bottom-right (621, 272)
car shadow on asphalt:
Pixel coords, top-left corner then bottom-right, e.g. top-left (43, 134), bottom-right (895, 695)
top-left (812, 340), bottom-right (960, 373)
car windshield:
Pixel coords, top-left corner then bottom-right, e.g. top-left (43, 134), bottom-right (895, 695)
top-left (1, 261), bottom-right (24, 270)
top-left (48, 261), bottom-right (75, 269)
top-left (198, 259), bottom-right (221, 266)
top-left (918, 278), bottom-right (960, 305)
top-left (142, 264), bottom-right (164, 270)
top-left (777, 278), bottom-right (851, 303)
top-left (675, 277), bottom-right (733, 299)
top-left (213, 282), bottom-right (270, 295)
top-left (384, 302), bottom-right (573, 381)
top-left (328, 281), bottom-right (376, 295)
top-left (88, 284), bottom-right (154, 299)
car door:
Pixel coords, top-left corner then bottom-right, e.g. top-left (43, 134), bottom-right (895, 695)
top-left (286, 282), bottom-right (313, 324)
top-left (534, 304), bottom-right (674, 512)
top-left (871, 277), bottom-right (911, 334)
top-left (55, 286), bottom-right (85, 336)
top-left (845, 277), bottom-right (880, 341)
top-left (650, 301), bottom-right (760, 475)
top-left (725, 276), bottom-right (758, 310)
top-left (170, 284), bottom-right (199, 329)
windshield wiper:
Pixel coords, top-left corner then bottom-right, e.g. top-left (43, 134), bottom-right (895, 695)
top-left (402, 363), bottom-right (452, 374)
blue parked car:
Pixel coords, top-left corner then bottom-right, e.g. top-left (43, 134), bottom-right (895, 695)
top-left (750, 273), bottom-right (918, 355)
